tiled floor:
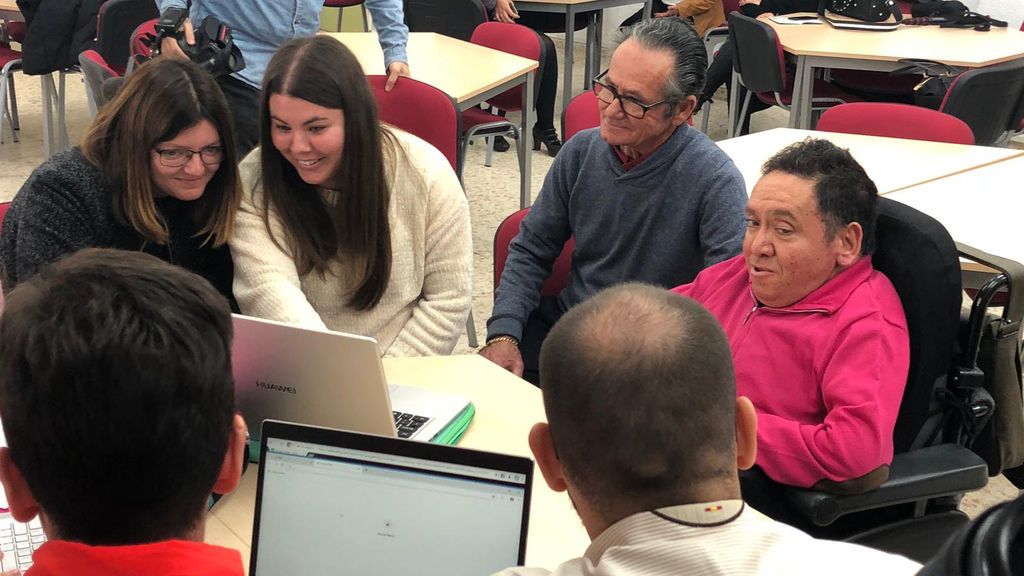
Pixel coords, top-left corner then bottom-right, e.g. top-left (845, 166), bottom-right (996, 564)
top-left (0, 37), bottom-right (1018, 517)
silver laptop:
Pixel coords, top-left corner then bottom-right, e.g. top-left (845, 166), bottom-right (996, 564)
top-left (251, 421), bottom-right (532, 576)
top-left (231, 314), bottom-right (474, 448)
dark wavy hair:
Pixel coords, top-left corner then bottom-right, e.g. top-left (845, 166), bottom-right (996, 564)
top-left (258, 36), bottom-right (395, 310)
top-left (80, 58), bottom-right (240, 246)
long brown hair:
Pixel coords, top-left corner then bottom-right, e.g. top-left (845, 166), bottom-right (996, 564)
top-left (80, 58), bottom-right (240, 246)
top-left (259, 36), bottom-right (393, 311)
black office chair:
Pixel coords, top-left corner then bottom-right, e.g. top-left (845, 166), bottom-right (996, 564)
top-left (770, 198), bottom-right (1024, 563)
top-left (939, 58), bottom-right (1024, 146)
top-left (95, 0), bottom-right (159, 75)
top-left (403, 0), bottom-right (488, 42)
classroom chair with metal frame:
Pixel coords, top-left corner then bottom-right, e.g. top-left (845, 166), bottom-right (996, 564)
top-left (493, 208), bottom-right (574, 302)
top-left (459, 22), bottom-right (542, 208)
top-left (760, 198), bottom-right (1024, 564)
top-left (938, 58), bottom-right (1024, 147)
top-left (0, 24), bottom-right (22, 144)
top-left (95, 0), bottom-right (159, 75)
top-left (366, 74), bottom-right (479, 347)
top-left (817, 102), bottom-right (975, 145)
top-left (727, 11), bottom-right (859, 136)
top-left (561, 90), bottom-right (600, 142)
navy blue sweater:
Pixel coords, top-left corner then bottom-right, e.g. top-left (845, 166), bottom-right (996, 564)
top-left (487, 125), bottom-right (747, 341)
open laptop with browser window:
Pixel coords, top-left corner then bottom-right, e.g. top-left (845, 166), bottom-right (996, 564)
top-left (231, 314), bottom-right (475, 456)
top-left (250, 420), bottom-right (532, 576)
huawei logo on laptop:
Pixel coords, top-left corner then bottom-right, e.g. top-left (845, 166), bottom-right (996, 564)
top-left (256, 380), bottom-right (298, 394)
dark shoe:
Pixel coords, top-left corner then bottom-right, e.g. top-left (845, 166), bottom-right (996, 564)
top-left (491, 135), bottom-right (511, 152)
top-left (532, 125), bottom-right (562, 157)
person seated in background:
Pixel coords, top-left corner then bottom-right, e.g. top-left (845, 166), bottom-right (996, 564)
top-left (0, 248), bottom-right (247, 575)
top-left (488, 0), bottom-right (591, 156)
top-left (481, 18), bottom-right (747, 385)
top-left (494, 283), bottom-right (921, 575)
top-left (622, 0), bottom-right (726, 38)
top-left (0, 58), bottom-right (240, 308)
top-left (157, 0), bottom-right (411, 157)
top-left (231, 36), bottom-right (472, 357)
top-left (673, 139), bottom-right (910, 518)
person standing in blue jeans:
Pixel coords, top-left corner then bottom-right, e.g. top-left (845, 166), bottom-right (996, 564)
top-left (157, 0), bottom-right (411, 158)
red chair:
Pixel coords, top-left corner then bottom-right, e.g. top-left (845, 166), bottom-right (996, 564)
top-left (728, 12), bottom-right (859, 135)
top-left (0, 38), bottom-right (21, 144)
top-left (817, 103), bottom-right (975, 145)
top-left (494, 208), bottom-right (574, 299)
top-left (96, 0), bottom-right (159, 75)
top-left (79, 50), bottom-right (120, 117)
top-left (460, 22), bottom-right (541, 206)
top-left (562, 90), bottom-right (600, 142)
top-left (366, 75), bottom-right (479, 345)
top-left (323, 0), bottom-right (368, 33)
top-left (367, 75), bottom-right (461, 174)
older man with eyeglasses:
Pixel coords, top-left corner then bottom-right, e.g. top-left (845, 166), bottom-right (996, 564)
top-left (481, 18), bottom-right (747, 386)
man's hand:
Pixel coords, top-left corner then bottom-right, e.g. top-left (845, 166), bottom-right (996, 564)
top-left (739, 0), bottom-right (762, 5)
top-left (494, 0), bottom-right (520, 23)
top-left (756, 12), bottom-right (775, 20)
top-left (479, 340), bottom-right (524, 377)
top-left (158, 18), bottom-right (195, 61)
top-left (654, 5), bottom-right (679, 18)
top-left (385, 61), bottom-right (411, 92)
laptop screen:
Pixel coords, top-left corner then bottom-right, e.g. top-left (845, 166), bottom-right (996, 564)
top-left (252, 423), bottom-right (532, 576)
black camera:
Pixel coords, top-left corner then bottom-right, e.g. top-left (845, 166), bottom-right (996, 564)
top-left (149, 1), bottom-right (246, 77)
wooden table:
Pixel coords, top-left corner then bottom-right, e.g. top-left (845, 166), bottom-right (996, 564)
top-left (0, 0), bottom-right (19, 21)
top-left (516, 0), bottom-right (653, 114)
top-left (324, 32), bottom-right (539, 207)
top-left (746, 19), bottom-right (1024, 132)
top-left (205, 355), bottom-right (590, 573)
top-left (886, 156), bottom-right (1024, 268)
top-left (716, 128), bottom-right (1024, 195)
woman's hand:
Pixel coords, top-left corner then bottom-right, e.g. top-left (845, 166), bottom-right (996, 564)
top-left (494, 0), bottom-right (520, 23)
top-left (655, 5), bottom-right (680, 18)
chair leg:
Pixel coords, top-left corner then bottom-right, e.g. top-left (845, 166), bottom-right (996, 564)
top-left (484, 136), bottom-right (494, 168)
top-left (8, 71), bottom-right (18, 133)
top-left (465, 310), bottom-right (479, 348)
top-left (736, 91), bottom-right (752, 137)
top-left (58, 70), bottom-right (69, 150)
top-left (361, 4), bottom-right (369, 32)
top-left (0, 72), bottom-right (8, 145)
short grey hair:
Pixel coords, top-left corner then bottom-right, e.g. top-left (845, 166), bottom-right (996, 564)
top-left (617, 17), bottom-right (707, 104)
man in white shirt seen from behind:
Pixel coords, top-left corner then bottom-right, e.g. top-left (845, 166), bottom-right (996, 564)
top-left (494, 283), bottom-right (922, 576)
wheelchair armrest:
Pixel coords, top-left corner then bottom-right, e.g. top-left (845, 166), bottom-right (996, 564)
top-left (958, 242), bottom-right (1024, 323)
top-left (783, 444), bottom-right (988, 526)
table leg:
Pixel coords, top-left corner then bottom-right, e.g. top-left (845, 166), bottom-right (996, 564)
top-left (562, 7), bottom-right (575, 115)
top-left (787, 56), bottom-right (806, 129)
top-left (591, 9), bottom-right (604, 83)
top-left (584, 12), bottom-right (597, 88)
top-left (40, 75), bottom-right (53, 157)
top-left (58, 70), bottom-right (69, 150)
top-left (521, 70), bottom-right (535, 209)
top-left (799, 60), bottom-right (814, 130)
top-left (727, 68), bottom-right (740, 138)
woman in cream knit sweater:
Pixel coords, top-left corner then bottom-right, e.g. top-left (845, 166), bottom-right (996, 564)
top-left (230, 36), bottom-right (472, 356)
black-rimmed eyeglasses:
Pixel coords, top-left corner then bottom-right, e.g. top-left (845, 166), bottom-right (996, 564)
top-left (154, 145), bottom-right (225, 167)
top-left (591, 70), bottom-right (672, 120)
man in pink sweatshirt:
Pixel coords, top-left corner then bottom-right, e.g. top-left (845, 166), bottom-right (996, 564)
top-left (673, 138), bottom-right (909, 518)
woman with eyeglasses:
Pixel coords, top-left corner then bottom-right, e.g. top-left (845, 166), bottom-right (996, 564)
top-left (230, 36), bottom-right (472, 357)
top-left (0, 58), bottom-right (241, 307)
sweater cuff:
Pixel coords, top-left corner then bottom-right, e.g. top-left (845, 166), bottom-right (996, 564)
top-left (486, 317), bottom-right (525, 343)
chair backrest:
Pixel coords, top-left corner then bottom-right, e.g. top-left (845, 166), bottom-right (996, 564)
top-left (470, 22), bottom-right (542, 113)
top-left (5, 21), bottom-right (25, 43)
top-left (129, 19), bottom-right (158, 64)
top-left (404, 0), bottom-right (488, 42)
top-left (366, 75), bottom-right (462, 174)
top-left (940, 59), bottom-right (1024, 146)
top-left (79, 49), bottom-right (120, 115)
top-left (727, 12), bottom-right (786, 94)
top-left (494, 208), bottom-right (574, 299)
top-left (562, 90), bottom-right (600, 141)
top-left (723, 0), bottom-right (742, 16)
top-left (873, 197), bottom-right (962, 453)
top-left (96, 0), bottom-right (159, 75)
top-left (818, 103), bottom-right (975, 145)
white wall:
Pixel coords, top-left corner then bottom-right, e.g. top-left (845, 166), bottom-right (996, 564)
top-left (960, 0), bottom-right (1024, 29)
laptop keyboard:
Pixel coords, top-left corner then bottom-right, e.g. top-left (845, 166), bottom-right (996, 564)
top-left (0, 516), bottom-right (45, 571)
top-left (393, 411), bottom-right (430, 439)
